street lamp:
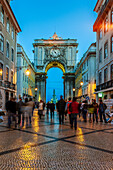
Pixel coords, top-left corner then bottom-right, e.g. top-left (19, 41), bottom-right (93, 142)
top-left (25, 69), bottom-right (30, 76)
top-left (0, 68), bottom-right (3, 76)
top-left (80, 81), bottom-right (83, 86)
top-left (35, 87), bottom-right (38, 91)
top-left (73, 88), bottom-right (75, 97)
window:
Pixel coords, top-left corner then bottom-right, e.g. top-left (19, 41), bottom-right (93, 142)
top-left (7, 18), bottom-right (10, 33)
top-left (12, 26), bottom-right (14, 39)
top-left (104, 42), bottom-right (108, 59)
top-left (104, 17), bottom-right (108, 33)
top-left (0, 63), bottom-right (3, 80)
top-left (99, 48), bottom-right (102, 62)
top-left (99, 27), bottom-right (102, 39)
top-left (99, 72), bottom-right (102, 84)
top-left (0, 34), bottom-right (4, 52)
top-left (23, 59), bottom-right (25, 65)
top-left (111, 36), bottom-right (113, 53)
top-left (104, 68), bottom-right (107, 82)
top-left (11, 48), bottom-right (14, 62)
top-left (111, 9), bottom-right (113, 24)
top-left (23, 73), bottom-right (24, 81)
top-left (11, 71), bottom-right (13, 83)
top-left (6, 67), bottom-right (9, 81)
top-left (111, 64), bottom-right (113, 80)
top-left (6, 42), bottom-right (9, 58)
top-left (1, 7), bottom-right (4, 24)
top-left (87, 59), bottom-right (88, 66)
top-left (87, 73), bottom-right (88, 82)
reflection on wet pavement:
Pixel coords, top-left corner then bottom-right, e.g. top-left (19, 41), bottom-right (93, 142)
top-left (0, 110), bottom-right (113, 169)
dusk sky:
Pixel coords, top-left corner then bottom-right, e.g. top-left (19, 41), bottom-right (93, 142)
top-left (11, 0), bottom-right (97, 101)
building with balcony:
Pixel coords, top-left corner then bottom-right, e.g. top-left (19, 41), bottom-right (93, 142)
top-left (93, 0), bottom-right (113, 101)
top-left (75, 43), bottom-right (96, 102)
top-left (0, 0), bottom-right (21, 109)
top-left (17, 44), bottom-right (35, 100)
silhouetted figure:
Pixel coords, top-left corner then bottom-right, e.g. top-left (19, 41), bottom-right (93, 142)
top-left (57, 95), bottom-right (66, 124)
top-left (50, 102), bottom-right (55, 119)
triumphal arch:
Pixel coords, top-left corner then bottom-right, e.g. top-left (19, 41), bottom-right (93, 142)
top-left (33, 33), bottom-right (78, 102)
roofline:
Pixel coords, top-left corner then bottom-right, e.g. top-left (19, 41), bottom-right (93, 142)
top-left (94, 0), bottom-right (100, 12)
top-left (1, 0), bottom-right (21, 32)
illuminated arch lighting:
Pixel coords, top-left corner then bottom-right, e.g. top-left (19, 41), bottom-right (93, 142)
top-left (45, 61), bottom-right (65, 73)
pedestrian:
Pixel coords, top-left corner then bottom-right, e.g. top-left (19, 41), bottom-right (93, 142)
top-left (99, 99), bottom-right (107, 123)
top-left (37, 100), bottom-right (44, 119)
top-left (17, 97), bottom-right (24, 127)
top-left (6, 97), bottom-right (17, 128)
top-left (66, 97), bottom-right (72, 124)
top-left (27, 98), bottom-right (35, 127)
top-left (69, 97), bottom-right (79, 130)
top-left (57, 95), bottom-right (66, 124)
top-left (92, 99), bottom-right (98, 123)
top-left (46, 101), bottom-right (50, 115)
top-left (82, 100), bottom-right (88, 122)
top-left (50, 102), bottom-right (55, 119)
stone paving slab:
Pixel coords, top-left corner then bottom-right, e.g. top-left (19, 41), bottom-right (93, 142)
top-left (0, 111), bottom-right (113, 169)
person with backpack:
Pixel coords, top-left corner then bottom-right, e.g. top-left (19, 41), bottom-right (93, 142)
top-left (99, 99), bottom-right (107, 123)
top-left (69, 97), bottom-right (79, 130)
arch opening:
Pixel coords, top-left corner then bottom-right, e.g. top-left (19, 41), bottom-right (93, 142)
top-left (45, 61), bottom-right (65, 74)
top-left (46, 67), bottom-right (64, 103)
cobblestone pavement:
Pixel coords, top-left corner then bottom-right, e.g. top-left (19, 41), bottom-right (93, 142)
top-left (0, 110), bottom-right (113, 170)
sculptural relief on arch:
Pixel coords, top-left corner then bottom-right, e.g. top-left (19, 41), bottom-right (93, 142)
top-left (33, 33), bottom-right (78, 102)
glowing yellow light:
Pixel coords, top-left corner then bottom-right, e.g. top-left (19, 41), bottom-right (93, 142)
top-left (0, 68), bottom-right (3, 76)
top-left (35, 88), bottom-right (38, 91)
top-left (73, 88), bottom-right (75, 92)
top-left (25, 69), bottom-right (30, 76)
top-left (80, 81), bottom-right (83, 86)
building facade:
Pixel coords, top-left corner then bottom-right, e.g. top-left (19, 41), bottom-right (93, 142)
top-left (17, 44), bottom-right (35, 100)
top-left (0, 0), bottom-right (21, 109)
top-left (33, 33), bottom-right (78, 102)
top-left (93, 0), bottom-right (113, 101)
top-left (75, 43), bottom-right (96, 102)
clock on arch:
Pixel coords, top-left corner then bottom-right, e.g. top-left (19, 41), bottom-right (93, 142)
top-left (50, 48), bottom-right (60, 57)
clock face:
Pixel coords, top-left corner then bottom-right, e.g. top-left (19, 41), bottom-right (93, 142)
top-left (50, 49), bottom-right (60, 57)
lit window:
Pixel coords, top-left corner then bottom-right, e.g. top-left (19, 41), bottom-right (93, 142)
top-left (104, 17), bottom-right (108, 33)
top-left (0, 63), bottom-right (3, 80)
top-left (104, 42), bottom-right (108, 59)
top-left (7, 18), bottom-right (10, 33)
top-left (0, 34), bottom-right (4, 52)
top-left (111, 36), bottom-right (113, 53)
top-left (99, 48), bottom-right (102, 63)
top-left (6, 67), bottom-right (9, 81)
top-left (104, 68), bottom-right (107, 82)
top-left (11, 48), bottom-right (14, 62)
top-left (6, 42), bottom-right (9, 58)
top-left (1, 7), bottom-right (4, 24)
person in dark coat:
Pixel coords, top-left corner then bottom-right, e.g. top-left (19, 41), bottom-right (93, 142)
top-left (57, 95), bottom-right (66, 124)
top-left (50, 102), bottom-right (55, 119)
top-left (99, 99), bottom-right (107, 123)
top-left (46, 102), bottom-right (50, 115)
top-left (6, 97), bottom-right (17, 128)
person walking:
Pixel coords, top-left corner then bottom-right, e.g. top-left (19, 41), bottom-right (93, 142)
top-left (70, 97), bottom-right (79, 130)
top-left (50, 102), bottom-right (55, 119)
top-left (99, 99), bottom-right (107, 123)
top-left (17, 97), bottom-right (24, 127)
top-left (46, 102), bottom-right (50, 115)
top-left (92, 99), bottom-right (98, 123)
top-left (37, 100), bottom-right (44, 119)
top-left (57, 95), bottom-right (66, 124)
top-left (66, 97), bottom-right (72, 125)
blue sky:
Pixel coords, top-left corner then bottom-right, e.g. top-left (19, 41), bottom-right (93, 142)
top-left (11, 0), bottom-right (97, 100)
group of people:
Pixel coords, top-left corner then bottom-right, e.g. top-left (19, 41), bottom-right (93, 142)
top-left (5, 94), bottom-right (112, 130)
top-left (55, 96), bottom-right (111, 130)
top-left (6, 97), bottom-right (35, 128)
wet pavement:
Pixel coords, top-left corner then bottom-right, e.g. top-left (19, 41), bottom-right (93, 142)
top-left (0, 110), bottom-right (113, 169)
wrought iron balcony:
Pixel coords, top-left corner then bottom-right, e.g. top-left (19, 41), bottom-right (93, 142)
top-left (4, 81), bottom-right (16, 90)
top-left (95, 80), bottom-right (113, 91)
